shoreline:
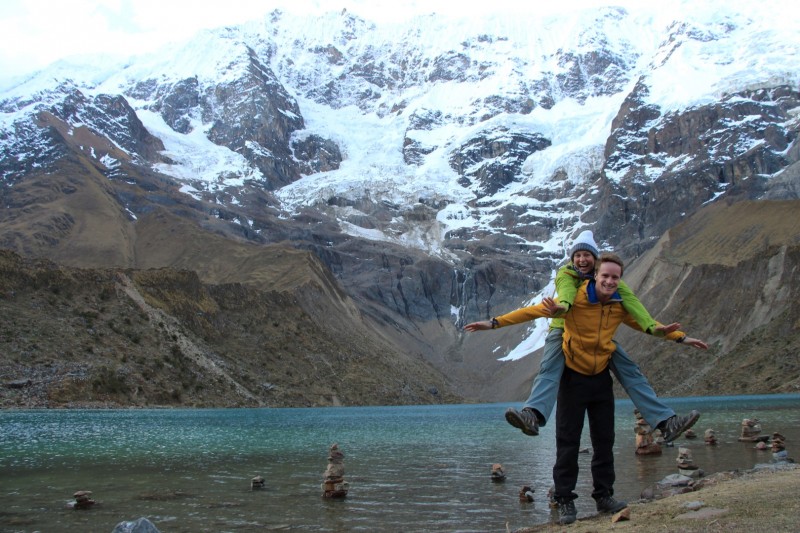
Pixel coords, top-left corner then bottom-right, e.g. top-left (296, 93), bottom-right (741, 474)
top-left (516, 462), bottom-right (799, 532)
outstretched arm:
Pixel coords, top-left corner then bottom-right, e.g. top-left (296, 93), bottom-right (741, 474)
top-left (553, 265), bottom-right (583, 315)
top-left (617, 279), bottom-right (660, 334)
top-left (624, 317), bottom-right (708, 349)
top-left (464, 320), bottom-right (493, 332)
top-left (464, 302), bottom-right (551, 332)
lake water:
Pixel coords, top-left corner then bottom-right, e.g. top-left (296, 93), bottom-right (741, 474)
top-left (1, 395), bottom-right (798, 532)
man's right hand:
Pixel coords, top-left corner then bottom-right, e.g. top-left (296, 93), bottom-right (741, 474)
top-left (683, 337), bottom-right (709, 350)
top-left (464, 320), bottom-right (492, 332)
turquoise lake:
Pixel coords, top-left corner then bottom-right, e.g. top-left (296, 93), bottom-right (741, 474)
top-left (1, 395), bottom-right (799, 532)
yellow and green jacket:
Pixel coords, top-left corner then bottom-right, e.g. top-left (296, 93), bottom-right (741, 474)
top-left (551, 262), bottom-right (658, 334)
top-left (493, 279), bottom-right (685, 376)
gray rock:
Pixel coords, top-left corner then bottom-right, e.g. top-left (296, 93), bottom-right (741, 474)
top-left (111, 517), bottom-right (161, 533)
top-left (658, 473), bottom-right (694, 487)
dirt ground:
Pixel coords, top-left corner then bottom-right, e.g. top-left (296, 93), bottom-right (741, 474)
top-left (515, 464), bottom-right (799, 532)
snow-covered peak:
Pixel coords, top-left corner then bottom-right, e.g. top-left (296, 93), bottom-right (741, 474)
top-left (1, 0), bottom-right (797, 364)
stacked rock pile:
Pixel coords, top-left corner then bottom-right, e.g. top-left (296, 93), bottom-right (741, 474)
top-left (491, 463), bottom-right (506, 482)
top-left (737, 418), bottom-right (764, 442)
top-left (321, 443), bottom-right (349, 499)
top-left (771, 433), bottom-right (792, 462)
top-left (676, 447), bottom-right (702, 478)
top-left (633, 409), bottom-right (661, 455)
top-left (72, 490), bottom-right (96, 509)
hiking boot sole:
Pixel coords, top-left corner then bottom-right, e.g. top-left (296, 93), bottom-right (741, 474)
top-left (505, 408), bottom-right (539, 436)
top-left (664, 410), bottom-right (701, 443)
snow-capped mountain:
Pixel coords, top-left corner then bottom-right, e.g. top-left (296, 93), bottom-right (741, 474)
top-left (1, 1), bottom-right (798, 402)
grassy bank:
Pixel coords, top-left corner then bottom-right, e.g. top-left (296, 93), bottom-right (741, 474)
top-left (516, 463), bottom-right (799, 532)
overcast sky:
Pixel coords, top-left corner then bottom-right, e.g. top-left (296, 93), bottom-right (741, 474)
top-left (0, 0), bottom-right (656, 83)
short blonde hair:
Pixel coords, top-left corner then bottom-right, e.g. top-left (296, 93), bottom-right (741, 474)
top-left (598, 253), bottom-right (624, 277)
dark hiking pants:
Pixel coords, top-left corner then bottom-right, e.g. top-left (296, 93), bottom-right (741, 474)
top-left (553, 366), bottom-right (616, 502)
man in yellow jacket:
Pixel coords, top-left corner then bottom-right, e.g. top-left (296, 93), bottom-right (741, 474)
top-left (473, 253), bottom-right (708, 524)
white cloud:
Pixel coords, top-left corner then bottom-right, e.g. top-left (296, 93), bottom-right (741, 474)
top-left (0, 0), bottom-right (276, 81)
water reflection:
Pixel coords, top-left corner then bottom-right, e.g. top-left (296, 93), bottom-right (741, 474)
top-left (1, 395), bottom-right (798, 532)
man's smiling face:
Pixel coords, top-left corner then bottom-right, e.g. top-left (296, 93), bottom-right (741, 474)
top-left (594, 260), bottom-right (621, 300)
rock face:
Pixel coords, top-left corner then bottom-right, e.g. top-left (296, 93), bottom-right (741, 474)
top-left (130, 48), bottom-right (311, 190)
top-left (595, 85), bottom-right (799, 258)
top-left (448, 128), bottom-right (552, 196)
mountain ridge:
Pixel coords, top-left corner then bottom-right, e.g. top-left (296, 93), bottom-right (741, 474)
top-left (1, 3), bottom-right (799, 406)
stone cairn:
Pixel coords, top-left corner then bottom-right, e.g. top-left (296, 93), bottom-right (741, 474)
top-left (633, 409), bottom-right (661, 455)
top-left (321, 443), bottom-right (349, 499)
top-left (737, 418), bottom-right (764, 442)
top-left (71, 490), bottom-right (96, 510)
top-left (771, 433), bottom-right (792, 462)
top-left (251, 476), bottom-right (265, 490)
top-left (519, 485), bottom-right (535, 503)
top-left (491, 463), bottom-right (506, 482)
top-left (547, 485), bottom-right (558, 509)
top-left (704, 428), bottom-right (718, 445)
top-left (676, 447), bottom-right (702, 478)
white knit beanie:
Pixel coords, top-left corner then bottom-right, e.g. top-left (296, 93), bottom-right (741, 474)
top-left (570, 230), bottom-right (599, 260)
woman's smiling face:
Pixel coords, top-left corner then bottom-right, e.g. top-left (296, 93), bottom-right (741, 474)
top-left (572, 250), bottom-right (596, 275)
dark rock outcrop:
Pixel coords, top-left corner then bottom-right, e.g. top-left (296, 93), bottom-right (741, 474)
top-left (449, 127), bottom-right (551, 196)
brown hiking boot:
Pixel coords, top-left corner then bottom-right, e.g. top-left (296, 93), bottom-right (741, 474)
top-left (505, 407), bottom-right (539, 436)
top-left (659, 410), bottom-right (701, 443)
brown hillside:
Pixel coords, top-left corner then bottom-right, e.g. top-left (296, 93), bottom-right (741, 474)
top-left (657, 199), bottom-right (800, 267)
top-left (0, 161), bottom-right (136, 266)
top-left (615, 199), bottom-right (800, 397)
top-left (0, 154), bottom-right (463, 408)
top-left (0, 249), bottom-right (460, 408)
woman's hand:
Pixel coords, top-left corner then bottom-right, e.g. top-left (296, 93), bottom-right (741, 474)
top-left (542, 297), bottom-right (567, 317)
top-left (655, 322), bottom-right (681, 334)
